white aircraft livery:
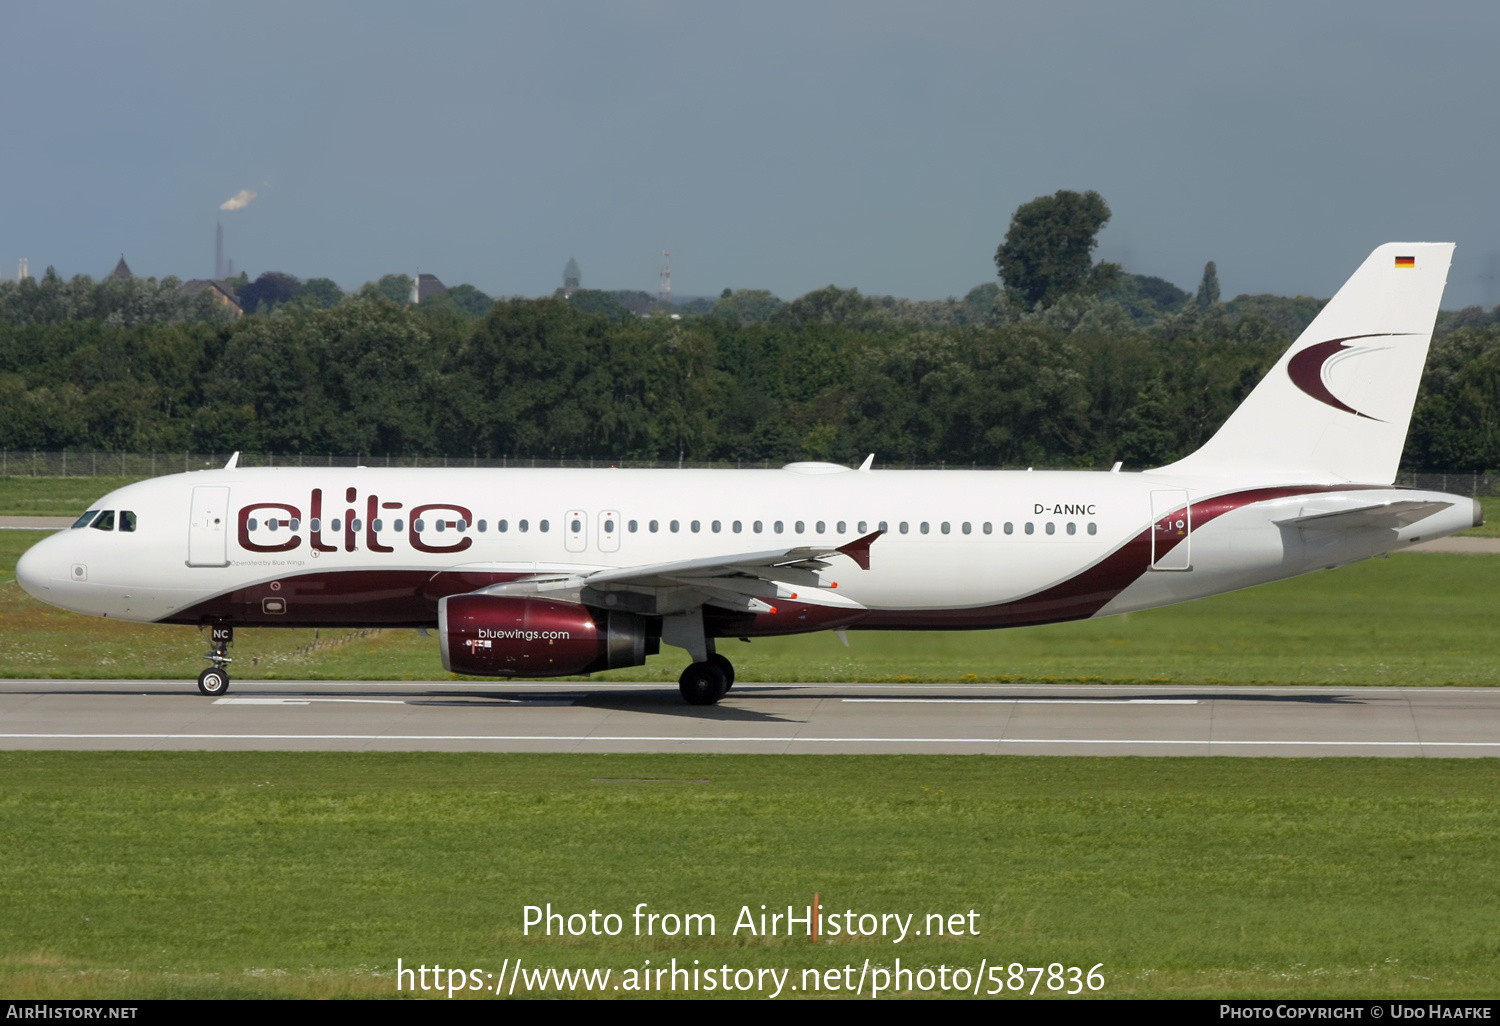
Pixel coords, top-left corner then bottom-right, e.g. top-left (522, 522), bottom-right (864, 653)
top-left (15, 243), bottom-right (1481, 704)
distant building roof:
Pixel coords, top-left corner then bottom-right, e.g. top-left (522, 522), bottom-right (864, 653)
top-left (417, 273), bottom-right (447, 301)
top-left (109, 255), bottom-right (133, 280)
top-left (180, 278), bottom-right (243, 316)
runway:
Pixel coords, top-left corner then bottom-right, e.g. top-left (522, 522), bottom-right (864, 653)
top-left (3, 679), bottom-right (1500, 756)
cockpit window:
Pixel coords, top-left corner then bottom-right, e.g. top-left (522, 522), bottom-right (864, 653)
top-left (72, 510), bottom-right (100, 529)
top-left (90, 511), bottom-right (116, 532)
top-left (119, 511), bottom-right (137, 533)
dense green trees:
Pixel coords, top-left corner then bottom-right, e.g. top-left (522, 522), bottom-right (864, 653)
top-left (0, 269), bottom-right (1495, 470)
top-left (995, 190), bottom-right (1115, 309)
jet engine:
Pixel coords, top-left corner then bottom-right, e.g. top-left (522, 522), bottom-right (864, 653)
top-left (438, 594), bottom-right (650, 677)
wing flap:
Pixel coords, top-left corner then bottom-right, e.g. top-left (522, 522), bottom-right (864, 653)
top-left (471, 530), bottom-right (885, 615)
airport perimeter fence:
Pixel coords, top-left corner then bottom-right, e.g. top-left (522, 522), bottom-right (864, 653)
top-left (2, 450), bottom-right (1498, 496)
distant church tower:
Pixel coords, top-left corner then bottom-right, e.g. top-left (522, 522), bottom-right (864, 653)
top-left (563, 258), bottom-right (581, 290)
top-left (109, 255), bottom-right (133, 280)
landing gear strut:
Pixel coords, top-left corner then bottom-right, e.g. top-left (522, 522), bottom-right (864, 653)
top-left (198, 625), bottom-right (233, 696)
top-left (679, 657), bottom-right (733, 706)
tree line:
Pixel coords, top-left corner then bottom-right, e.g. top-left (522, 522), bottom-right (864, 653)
top-left (2, 185), bottom-right (1497, 471)
top-left (1, 273), bottom-right (1497, 470)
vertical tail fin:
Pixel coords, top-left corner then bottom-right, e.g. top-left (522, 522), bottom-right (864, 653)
top-left (1159, 242), bottom-right (1454, 484)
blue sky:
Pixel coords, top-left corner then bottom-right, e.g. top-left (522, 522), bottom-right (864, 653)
top-left (3, 2), bottom-right (1498, 305)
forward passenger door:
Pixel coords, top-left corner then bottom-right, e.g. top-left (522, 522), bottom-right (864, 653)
top-left (188, 486), bottom-right (231, 567)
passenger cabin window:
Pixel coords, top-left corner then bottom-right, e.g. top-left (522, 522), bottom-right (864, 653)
top-left (983, 522), bottom-right (992, 535)
top-left (920, 522), bottom-right (930, 535)
top-left (628, 520), bottom-right (639, 532)
top-left (649, 520), bottom-right (659, 533)
top-left (1004, 522), bottom-right (1013, 534)
top-left (857, 521), bottom-right (867, 533)
top-left (395, 519), bottom-right (405, 532)
top-left (899, 522), bottom-right (909, 534)
top-left (1046, 522), bottom-right (1055, 535)
top-left (519, 520), bottom-right (529, 532)
top-left (753, 521), bottom-right (763, 533)
top-left (72, 510), bottom-right (99, 529)
top-left (711, 520), bottom-right (722, 533)
top-left (1067, 522), bottom-right (1076, 535)
top-left (670, 520), bottom-right (680, 533)
top-left (815, 521), bottom-right (825, 534)
top-left (91, 511), bottom-right (115, 531)
top-left (962, 522), bottom-right (971, 535)
top-left (774, 521), bottom-right (784, 533)
top-left (119, 511), bottom-right (137, 532)
top-left (837, 521), bottom-right (846, 534)
top-left (732, 521), bottom-right (742, 533)
top-left (476, 520), bottom-right (486, 532)
top-left (1025, 522), bottom-right (1034, 535)
top-left (795, 521), bottom-right (805, 533)
top-left (691, 520), bottom-right (701, 533)
top-left (1088, 523), bottom-right (1097, 535)
top-left (539, 520), bottom-right (549, 532)
top-left (941, 522), bottom-right (950, 535)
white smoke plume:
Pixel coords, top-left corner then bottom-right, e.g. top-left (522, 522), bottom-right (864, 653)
top-left (219, 189), bottom-right (258, 211)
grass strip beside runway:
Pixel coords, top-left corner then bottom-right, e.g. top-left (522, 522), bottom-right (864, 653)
top-left (0, 477), bottom-right (144, 517)
top-left (2, 531), bottom-right (1498, 686)
top-left (0, 752), bottom-right (1496, 999)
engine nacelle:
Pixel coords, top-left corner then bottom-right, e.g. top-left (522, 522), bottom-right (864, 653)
top-left (438, 594), bottom-right (648, 677)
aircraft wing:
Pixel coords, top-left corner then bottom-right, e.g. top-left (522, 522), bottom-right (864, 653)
top-left (473, 530), bottom-right (884, 615)
top-left (1275, 500), bottom-right (1453, 531)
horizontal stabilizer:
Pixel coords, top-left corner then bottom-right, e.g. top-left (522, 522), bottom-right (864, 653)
top-left (1275, 500), bottom-right (1452, 531)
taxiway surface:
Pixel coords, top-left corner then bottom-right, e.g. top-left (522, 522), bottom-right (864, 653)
top-left (2, 679), bottom-right (1500, 756)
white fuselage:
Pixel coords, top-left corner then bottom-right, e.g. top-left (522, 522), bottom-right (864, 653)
top-left (14, 465), bottom-right (1477, 633)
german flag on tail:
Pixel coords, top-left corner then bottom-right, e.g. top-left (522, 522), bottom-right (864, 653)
top-left (1395, 256), bottom-right (1416, 268)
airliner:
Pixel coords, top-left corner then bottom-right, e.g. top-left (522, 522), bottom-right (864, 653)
top-left (15, 243), bottom-right (1480, 704)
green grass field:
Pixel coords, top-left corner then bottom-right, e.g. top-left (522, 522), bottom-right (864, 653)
top-left (0, 476), bottom-right (145, 517)
top-left (1, 752), bottom-right (1498, 999)
top-left (0, 528), bottom-right (1496, 686)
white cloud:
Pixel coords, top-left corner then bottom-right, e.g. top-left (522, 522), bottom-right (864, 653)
top-left (219, 189), bottom-right (258, 211)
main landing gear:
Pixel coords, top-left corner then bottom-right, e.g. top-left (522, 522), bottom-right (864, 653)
top-left (198, 625), bottom-right (233, 696)
top-left (678, 653), bottom-right (736, 706)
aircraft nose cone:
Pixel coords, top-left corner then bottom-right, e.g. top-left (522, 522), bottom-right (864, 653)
top-left (15, 540), bottom-right (52, 600)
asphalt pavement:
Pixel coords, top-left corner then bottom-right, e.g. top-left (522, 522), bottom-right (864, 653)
top-left (2, 679), bottom-right (1499, 756)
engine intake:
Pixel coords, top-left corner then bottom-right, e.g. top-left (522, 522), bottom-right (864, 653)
top-left (438, 594), bottom-right (648, 677)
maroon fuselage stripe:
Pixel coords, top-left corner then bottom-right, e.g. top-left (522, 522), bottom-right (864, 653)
top-left (852, 484), bottom-right (1381, 631)
top-left (162, 485), bottom-right (1381, 633)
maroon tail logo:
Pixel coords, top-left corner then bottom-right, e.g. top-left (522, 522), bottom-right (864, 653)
top-left (1286, 333), bottom-right (1413, 421)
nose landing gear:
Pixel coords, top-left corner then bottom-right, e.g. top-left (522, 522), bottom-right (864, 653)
top-left (198, 625), bottom-right (233, 696)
